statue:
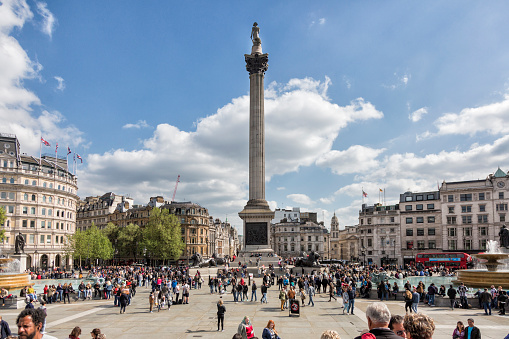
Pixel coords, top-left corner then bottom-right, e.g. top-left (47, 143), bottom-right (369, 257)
top-left (211, 253), bottom-right (226, 265)
top-left (15, 232), bottom-right (25, 254)
top-left (295, 251), bottom-right (323, 267)
top-left (499, 224), bottom-right (509, 248)
top-left (190, 253), bottom-right (217, 268)
top-left (250, 22), bottom-right (260, 42)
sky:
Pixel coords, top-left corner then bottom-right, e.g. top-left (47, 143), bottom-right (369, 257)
top-left (3, 1), bottom-right (509, 234)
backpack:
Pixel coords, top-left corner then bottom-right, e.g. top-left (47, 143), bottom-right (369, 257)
top-left (405, 290), bottom-right (412, 301)
top-left (279, 291), bottom-right (286, 300)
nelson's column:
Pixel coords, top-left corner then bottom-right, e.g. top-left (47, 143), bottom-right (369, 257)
top-left (238, 22), bottom-right (275, 254)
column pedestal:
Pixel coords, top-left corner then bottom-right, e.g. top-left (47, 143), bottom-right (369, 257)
top-left (11, 253), bottom-right (27, 273)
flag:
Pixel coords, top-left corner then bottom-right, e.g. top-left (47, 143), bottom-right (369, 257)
top-left (76, 154), bottom-right (83, 163)
top-left (379, 188), bottom-right (383, 192)
top-left (55, 143), bottom-right (58, 152)
top-left (41, 137), bottom-right (50, 146)
top-left (362, 190), bottom-right (368, 197)
top-left (67, 146), bottom-right (71, 155)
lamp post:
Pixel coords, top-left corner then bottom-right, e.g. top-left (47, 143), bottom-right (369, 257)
top-left (34, 250), bottom-right (38, 273)
top-left (361, 247), bottom-right (366, 266)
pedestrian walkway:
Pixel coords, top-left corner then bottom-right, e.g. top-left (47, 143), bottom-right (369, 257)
top-left (1, 279), bottom-right (507, 338)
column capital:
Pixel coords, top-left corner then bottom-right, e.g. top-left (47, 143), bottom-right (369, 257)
top-left (245, 53), bottom-right (269, 75)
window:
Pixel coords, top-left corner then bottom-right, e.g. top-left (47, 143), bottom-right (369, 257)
top-left (416, 217), bottom-right (424, 223)
top-left (40, 235), bottom-right (44, 244)
top-left (32, 180), bottom-right (36, 186)
top-left (48, 209), bottom-right (52, 216)
top-left (22, 207), bottom-right (27, 214)
top-left (496, 204), bottom-right (508, 211)
top-left (462, 216), bottom-right (472, 224)
top-left (367, 218), bottom-right (371, 224)
top-left (41, 221), bottom-right (45, 228)
top-left (416, 195), bottom-right (423, 201)
top-left (0, 192), bottom-right (5, 199)
top-left (46, 235), bottom-right (51, 243)
top-left (479, 193), bottom-right (485, 200)
top-left (24, 179), bottom-right (28, 185)
top-left (30, 207), bottom-right (35, 214)
top-left (406, 241), bottom-right (413, 249)
top-left (464, 239), bottom-right (472, 250)
top-left (406, 229), bottom-right (413, 236)
top-left (42, 196), bottom-right (46, 203)
top-left (464, 227), bottom-right (472, 236)
top-left (501, 214), bottom-right (506, 222)
top-left (22, 220), bottom-right (27, 227)
top-left (47, 221), bottom-right (51, 229)
top-left (428, 216), bottom-right (435, 223)
top-left (24, 193), bottom-right (28, 201)
top-left (479, 205), bottom-right (486, 212)
top-left (479, 239), bottom-right (487, 250)
top-left (500, 192), bottom-right (504, 199)
top-left (417, 241), bottom-right (425, 250)
top-left (405, 196), bottom-right (413, 202)
top-left (460, 194), bottom-right (472, 201)
top-left (405, 205), bottom-right (412, 211)
top-left (461, 206), bottom-right (472, 213)
top-left (48, 196), bottom-right (52, 203)
top-left (8, 193), bottom-right (14, 200)
top-left (448, 239), bottom-right (457, 250)
top-left (10, 178), bottom-right (14, 184)
top-left (406, 217), bottom-right (413, 224)
top-left (390, 217), bottom-right (395, 222)
top-left (448, 206), bottom-right (454, 213)
top-left (427, 194), bottom-right (435, 200)
top-left (416, 204), bottom-right (423, 210)
top-left (479, 227), bottom-right (487, 236)
top-left (426, 228), bottom-right (435, 236)
top-left (448, 195), bottom-right (454, 202)
top-left (30, 220), bottom-right (35, 228)
top-left (427, 203), bottom-right (434, 209)
top-left (448, 228), bottom-right (457, 236)
top-left (428, 240), bottom-right (436, 249)
top-left (390, 228), bottom-right (395, 233)
top-left (447, 216), bottom-right (456, 224)
top-left (478, 215), bottom-right (488, 223)
top-left (367, 229), bottom-right (372, 233)
top-left (417, 228), bottom-right (424, 236)
top-left (367, 238), bottom-right (372, 247)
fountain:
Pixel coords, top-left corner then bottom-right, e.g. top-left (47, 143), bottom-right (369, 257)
top-left (455, 240), bottom-right (509, 288)
top-left (0, 257), bottom-right (33, 292)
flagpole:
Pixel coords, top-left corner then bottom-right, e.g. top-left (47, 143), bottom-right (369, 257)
top-left (362, 187), bottom-right (364, 205)
top-left (384, 188), bottom-right (386, 206)
top-left (39, 136), bottom-right (42, 168)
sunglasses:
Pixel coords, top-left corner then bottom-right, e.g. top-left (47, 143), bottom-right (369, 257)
top-left (396, 330), bottom-right (406, 336)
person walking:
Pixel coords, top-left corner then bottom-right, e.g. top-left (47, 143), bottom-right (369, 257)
top-left (452, 321), bottom-right (465, 339)
top-left (481, 288), bottom-right (492, 315)
top-left (411, 287), bottom-right (420, 313)
top-left (261, 283), bottom-right (268, 303)
top-left (498, 290), bottom-right (507, 315)
top-left (404, 288), bottom-right (413, 313)
top-left (458, 282), bottom-right (468, 309)
top-left (217, 299), bottom-right (226, 332)
top-left (262, 320), bottom-right (280, 339)
top-left (251, 281), bottom-right (257, 302)
top-left (347, 285), bottom-right (355, 315)
top-left (148, 291), bottom-right (155, 313)
top-left (466, 318), bottom-right (481, 339)
top-left (447, 285), bottom-right (457, 310)
top-left (342, 287), bottom-right (349, 314)
top-left (279, 287), bottom-right (287, 311)
top-left (308, 283), bottom-right (315, 307)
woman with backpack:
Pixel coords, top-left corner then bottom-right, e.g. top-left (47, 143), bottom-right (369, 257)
top-left (404, 288), bottom-right (413, 313)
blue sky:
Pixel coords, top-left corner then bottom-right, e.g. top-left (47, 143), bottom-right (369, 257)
top-left (3, 0), bottom-right (509, 233)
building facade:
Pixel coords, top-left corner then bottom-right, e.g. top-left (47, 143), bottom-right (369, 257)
top-left (337, 226), bottom-right (359, 262)
top-left (399, 191), bottom-right (442, 265)
top-left (272, 220), bottom-right (330, 258)
top-left (0, 133), bottom-right (78, 269)
top-left (358, 203), bottom-right (401, 266)
top-left (77, 192), bottom-right (132, 230)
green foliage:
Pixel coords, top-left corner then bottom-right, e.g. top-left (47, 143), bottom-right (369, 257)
top-left (66, 223), bottom-right (114, 261)
top-left (143, 208), bottom-right (184, 261)
top-left (0, 207), bottom-right (6, 241)
top-left (117, 223), bottom-right (143, 260)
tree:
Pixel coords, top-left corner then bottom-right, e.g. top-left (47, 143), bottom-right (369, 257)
top-left (0, 207), bottom-right (6, 242)
top-left (117, 223), bottom-right (143, 262)
top-left (143, 208), bottom-right (184, 263)
top-left (66, 223), bottom-right (114, 266)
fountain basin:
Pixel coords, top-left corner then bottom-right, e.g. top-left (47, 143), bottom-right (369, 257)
top-left (455, 269), bottom-right (509, 289)
top-left (0, 258), bottom-right (33, 293)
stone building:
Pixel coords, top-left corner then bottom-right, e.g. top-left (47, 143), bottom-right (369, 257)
top-left (329, 213), bottom-right (340, 259)
top-left (77, 192), bottom-right (133, 230)
top-left (337, 226), bottom-right (359, 262)
top-left (439, 168), bottom-right (508, 253)
top-left (210, 218), bottom-right (239, 258)
top-left (0, 133), bottom-right (78, 269)
top-left (399, 191), bottom-right (442, 265)
top-left (272, 207), bottom-right (301, 223)
top-left (272, 219), bottom-right (330, 258)
top-left (358, 203), bottom-right (401, 266)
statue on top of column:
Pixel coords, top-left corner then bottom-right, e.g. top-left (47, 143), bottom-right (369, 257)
top-left (250, 22), bottom-right (260, 42)
top-left (499, 224), bottom-right (509, 248)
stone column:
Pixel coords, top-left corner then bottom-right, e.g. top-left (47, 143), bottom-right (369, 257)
top-left (239, 23), bottom-right (274, 254)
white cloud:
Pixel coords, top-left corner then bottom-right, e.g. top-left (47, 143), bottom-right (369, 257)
top-left (343, 76), bottom-right (351, 89)
top-left (409, 107), bottom-right (428, 122)
top-left (122, 120), bottom-right (150, 129)
top-left (383, 72), bottom-right (411, 90)
top-left (54, 76), bottom-right (65, 91)
top-left (35, 2), bottom-right (55, 38)
top-left (0, 1), bottom-right (85, 156)
top-left (433, 94), bottom-right (509, 136)
top-left (316, 145), bottom-right (385, 175)
top-left (319, 197), bottom-right (334, 204)
top-left (287, 194), bottom-right (313, 206)
top-left (318, 18), bottom-right (326, 25)
top-left (276, 187), bottom-right (285, 191)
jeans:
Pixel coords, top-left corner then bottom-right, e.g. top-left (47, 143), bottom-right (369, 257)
top-left (251, 291), bottom-right (257, 301)
top-left (381, 292), bottom-right (388, 301)
top-left (308, 294), bottom-right (314, 306)
top-left (348, 299), bottom-right (355, 314)
top-left (450, 299), bottom-right (455, 309)
top-left (209, 285), bottom-right (214, 294)
top-left (412, 302), bottom-right (418, 313)
top-left (218, 315), bottom-right (224, 330)
top-left (57, 291), bottom-right (63, 302)
top-left (483, 302), bottom-right (492, 315)
top-left (261, 292), bottom-right (267, 303)
top-left (428, 294), bottom-right (435, 305)
top-left (460, 296), bottom-right (468, 309)
top-left (233, 291), bottom-right (238, 302)
top-left (78, 290), bottom-right (84, 299)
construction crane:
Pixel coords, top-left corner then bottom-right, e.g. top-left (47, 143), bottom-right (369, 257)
top-left (172, 175), bottom-right (180, 202)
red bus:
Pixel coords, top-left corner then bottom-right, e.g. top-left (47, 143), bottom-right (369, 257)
top-left (415, 252), bottom-right (472, 269)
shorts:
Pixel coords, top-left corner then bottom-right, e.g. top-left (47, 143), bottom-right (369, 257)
top-left (184, 293), bottom-right (189, 297)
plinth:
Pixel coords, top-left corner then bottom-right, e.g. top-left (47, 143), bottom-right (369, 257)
top-left (239, 200), bottom-right (274, 254)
